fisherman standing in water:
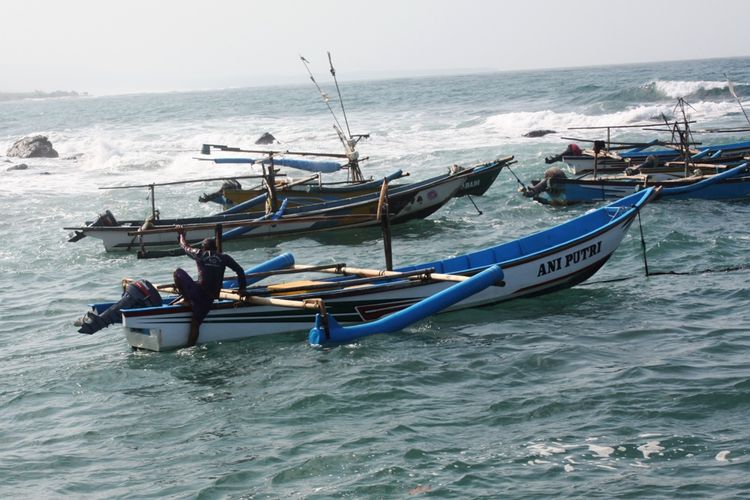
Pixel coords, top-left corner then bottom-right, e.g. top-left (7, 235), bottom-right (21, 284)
top-left (174, 226), bottom-right (247, 347)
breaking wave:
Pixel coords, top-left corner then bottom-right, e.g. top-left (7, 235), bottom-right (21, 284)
top-left (648, 80), bottom-right (734, 99)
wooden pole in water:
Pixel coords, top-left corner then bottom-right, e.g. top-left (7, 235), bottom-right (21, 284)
top-left (377, 178), bottom-right (393, 271)
top-left (215, 223), bottom-right (223, 253)
top-left (150, 184), bottom-right (156, 220)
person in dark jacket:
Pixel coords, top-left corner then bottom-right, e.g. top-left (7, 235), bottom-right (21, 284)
top-left (174, 227), bottom-right (247, 347)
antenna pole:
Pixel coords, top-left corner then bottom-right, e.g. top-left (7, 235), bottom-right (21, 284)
top-left (725, 73), bottom-right (750, 127)
top-left (299, 55), bottom-right (347, 139)
top-left (328, 52), bottom-right (352, 138)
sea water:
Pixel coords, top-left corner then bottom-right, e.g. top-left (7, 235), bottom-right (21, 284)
top-left (1, 57), bottom-right (750, 498)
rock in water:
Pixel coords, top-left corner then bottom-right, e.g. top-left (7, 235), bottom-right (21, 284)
top-left (7, 163), bottom-right (29, 171)
top-left (255, 132), bottom-right (277, 145)
top-left (523, 129), bottom-right (556, 138)
top-left (6, 135), bottom-right (59, 158)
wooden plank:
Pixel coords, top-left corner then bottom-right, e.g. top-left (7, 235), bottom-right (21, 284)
top-left (139, 281), bottom-right (325, 311)
top-left (127, 213), bottom-right (377, 235)
top-left (292, 264), bottom-right (469, 283)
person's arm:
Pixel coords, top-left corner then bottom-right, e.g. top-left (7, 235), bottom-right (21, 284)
top-left (175, 226), bottom-right (199, 259)
top-left (224, 255), bottom-right (247, 291)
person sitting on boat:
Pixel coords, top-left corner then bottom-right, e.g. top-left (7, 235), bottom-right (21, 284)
top-left (174, 227), bottom-right (247, 347)
top-left (545, 143), bottom-right (582, 164)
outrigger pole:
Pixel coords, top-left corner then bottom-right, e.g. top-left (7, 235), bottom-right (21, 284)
top-left (200, 143), bottom-right (349, 159)
top-left (99, 174), bottom-right (288, 222)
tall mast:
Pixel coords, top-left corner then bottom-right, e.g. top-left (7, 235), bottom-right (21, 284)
top-left (300, 54), bottom-right (366, 182)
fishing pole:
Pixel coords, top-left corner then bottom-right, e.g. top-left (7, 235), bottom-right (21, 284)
top-left (725, 73), bottom-right (750, 127)
top-left (327, 52), bottom-right (352, 139)
top-left (299, 55), bottom-right (347, 140)
top-left (300, 54), bottom-right (367, 182)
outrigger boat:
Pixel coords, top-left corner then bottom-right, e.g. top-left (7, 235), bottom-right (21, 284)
top-left (526, 99), bottom-right (750, 205)
top-left (548, 98), bottom-right (750, 175)
top-left (558, 137), bottom-right (750, 175)
top-left (198, 147), bottom-right (512, 209)
top-left (524, 161), bottom-right (750, 205)
top-left (79, 188), bottom-right (658, 351)
top-left (195, 54), bottom-right (509, 209)
top-left (65, 163), bottom-right (490, 252)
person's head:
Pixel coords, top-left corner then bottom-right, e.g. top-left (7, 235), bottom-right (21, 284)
top-left (201, 238), bottom-right (217, 253)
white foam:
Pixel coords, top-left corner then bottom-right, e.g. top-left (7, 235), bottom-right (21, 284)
top-left (715, 450), bottom-right (731, 462)
top-left (651, 80), bottom-right (729, 98)
top-left (481, 101), bottom-right (738, 142)
top-left (637, 440), bottom-right (664, 459)
top-left (527, 443), bottom-right (566, 457)
top-left (588, 444), bottom-right (615, 458)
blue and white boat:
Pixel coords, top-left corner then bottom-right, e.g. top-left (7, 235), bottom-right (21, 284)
top-left (527, 162), bottom-right (750, 205)
top-left (81, 188), bottom-right (658, 350)
top-left (562, 139), bottom-right (750, 174)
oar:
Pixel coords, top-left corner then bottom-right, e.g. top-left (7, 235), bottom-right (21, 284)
top-left (99, 174), bottom-right (279, 190)
top-left (292, 264), bottom-right (471, 283)
top-left (152, 283), bottom-right (325, 311)
top-left (127, 213), bottom-right (379, 236)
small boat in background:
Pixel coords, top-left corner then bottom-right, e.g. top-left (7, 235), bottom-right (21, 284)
top-left (197, 148), bottom-right (513, 209)
top-left (523, 161), bottom-right (750, 205)
top-left (545, 98), bottom-right (750, 176)
top-left (64, 163), bottom-right (488, 252)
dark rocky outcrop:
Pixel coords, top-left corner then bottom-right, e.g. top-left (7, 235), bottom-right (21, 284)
top-left (7, 135), bottom-right (59, 158)
top-left (255, 132), bottom-right (277, 145)
top-left (523, 129), bottom-right (556, 138)
top-left (7, 163), bottom-right (29, 171)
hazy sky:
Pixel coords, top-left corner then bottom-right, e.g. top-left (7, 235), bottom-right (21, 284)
top-left (2, 0), bottom-right (749, 95)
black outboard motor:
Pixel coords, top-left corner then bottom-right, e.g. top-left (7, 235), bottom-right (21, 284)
top-left (76, 279), bottom-right (163, 334)
top-left (199, 178), bottom-right (242, 204)
top-left (68, 210), bottom-right (118, 242)
top-left (522, 167), bottom-right (567, 197)
top-left (625, 155), bottom-right (658, 175)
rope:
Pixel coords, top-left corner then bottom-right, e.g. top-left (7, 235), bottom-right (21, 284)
top-left (581, 264), bottom-right (750, 286)
top-left (505, 164), bottom-right (528, 191)
top-left (637, 210), bottom-right (649, 276)
top-left (580, 206), bottom-right (749, 285)
top-left (466, 194), bottom-right (483, 215)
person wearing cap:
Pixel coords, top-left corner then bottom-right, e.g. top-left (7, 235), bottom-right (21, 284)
top-left (173, 226), bottom-right (247, 347)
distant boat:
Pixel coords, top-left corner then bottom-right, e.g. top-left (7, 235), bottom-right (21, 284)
top-left (197, 147), bottom-right (512, 208)
top-left (524, 162), bottom-right (750, 205)
top-left (65, 165), bottom-right (483, 252)
top-left (560, 139), bottom-right (750, 175)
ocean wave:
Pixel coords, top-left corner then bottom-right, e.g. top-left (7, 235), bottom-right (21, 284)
top-left (649, 80), bottom-right (730, 99)
top-left (482, 101), bottom-right (740, 139)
